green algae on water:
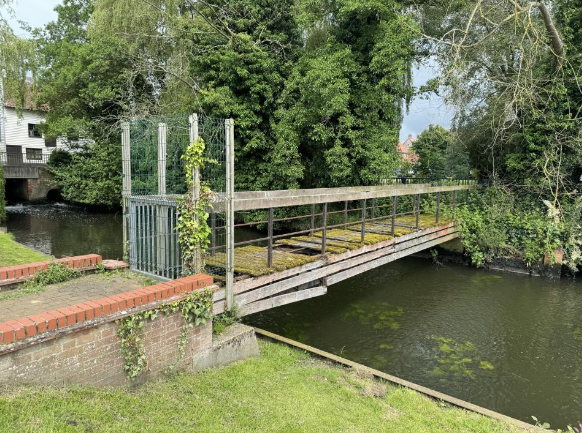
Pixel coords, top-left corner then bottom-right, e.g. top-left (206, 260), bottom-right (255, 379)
top-left (430, 336), bottom-right (494, 379)
top-left (345, 301), bottom-right (404, 330)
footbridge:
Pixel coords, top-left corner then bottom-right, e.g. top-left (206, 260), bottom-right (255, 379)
top-left (1, 151), bottom-right (57, 201)
top-left (121, 115), bottom-right (476, 317)
top-left (209, 181), bottom-right (474, 315)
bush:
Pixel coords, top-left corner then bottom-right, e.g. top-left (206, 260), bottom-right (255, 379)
top-left (23, 263), bottom-right (82, 288)
top-left (456, 186), bottom-right (563, 267)
top-left (47, 142), bottom-right (121, 208)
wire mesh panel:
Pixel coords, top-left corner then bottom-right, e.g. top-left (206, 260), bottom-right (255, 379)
top-left (129, 120), bottom-right (158, 196)
top-left (126, 114), bottom-right (229, 281)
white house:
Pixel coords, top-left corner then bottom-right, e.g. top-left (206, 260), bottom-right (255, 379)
top-left (0, 95), bottom-right (68, 165)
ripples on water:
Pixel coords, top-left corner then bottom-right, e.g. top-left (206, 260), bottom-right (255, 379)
top-left (246, 257), bottom-right (582, 429)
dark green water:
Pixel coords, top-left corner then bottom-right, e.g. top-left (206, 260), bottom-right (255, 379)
top-left (6, 204), bottom-right (582, 429)
top-left (5, 203), bottom-right (125, 259)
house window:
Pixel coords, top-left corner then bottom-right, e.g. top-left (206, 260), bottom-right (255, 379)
top-left (28, 123), bottom-right (42, 138)
top-left (45, 138), bottom-right (57, 148)
top-left (26, 148), bottom-right (43, 160)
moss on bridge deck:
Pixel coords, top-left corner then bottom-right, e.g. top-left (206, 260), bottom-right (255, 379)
top-left (206, 215), bottom-right (453, 277)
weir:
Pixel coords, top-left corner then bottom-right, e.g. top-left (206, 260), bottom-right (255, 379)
top-left (122, 114), bottom-right (477, 316)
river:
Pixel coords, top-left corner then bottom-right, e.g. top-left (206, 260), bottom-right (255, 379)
top-left (6, 203), bottom-right (582, 429)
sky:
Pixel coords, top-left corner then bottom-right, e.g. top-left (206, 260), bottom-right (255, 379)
top-left (6, 0), bottom-right (453, 142)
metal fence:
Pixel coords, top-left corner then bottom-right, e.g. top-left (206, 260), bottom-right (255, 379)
top-left (122, 114), bottom-right (232, 281)
top-left (0, 151), bottom-right (50, 165)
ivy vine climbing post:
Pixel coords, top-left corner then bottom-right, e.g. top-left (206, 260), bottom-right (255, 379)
top-left (176, 116), bottom-right (212, 275)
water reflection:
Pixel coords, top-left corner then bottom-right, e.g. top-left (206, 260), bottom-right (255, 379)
top-left (5, 203), bottom-right (124, 259)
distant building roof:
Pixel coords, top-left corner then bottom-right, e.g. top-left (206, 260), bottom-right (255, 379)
top-left (4, 84), bottom-right (47, 112)
top-left (398, 134), bottom-right (418, 163)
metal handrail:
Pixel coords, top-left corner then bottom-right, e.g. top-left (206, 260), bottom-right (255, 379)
top-left (0, 151), bottom-right (50, 166)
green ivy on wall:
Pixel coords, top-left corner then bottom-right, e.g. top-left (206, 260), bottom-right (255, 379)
top-left (117, 288), bottom-right (213, 380)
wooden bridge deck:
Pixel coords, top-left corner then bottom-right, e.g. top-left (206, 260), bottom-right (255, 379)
top-left (211, 214), bottom-right (457, 316)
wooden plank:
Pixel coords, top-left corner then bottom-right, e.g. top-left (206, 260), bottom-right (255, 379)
top-left (235, 226), bottom-right (458, 305)
top-left (213, 300), bottom-right (225, 315)
top-left (326, 232), bottom-right (459, 285)
top-left (233, 184), bottom-right (475, 211)
top-left (233, 223), bottom-right (456, 294)
top-left (233, 182), bottom-right (474, 201)
top-left (240, 286), bottom-right (327, 316)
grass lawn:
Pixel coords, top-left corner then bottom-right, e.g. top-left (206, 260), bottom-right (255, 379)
top-left (0, 340), bottom-right (522, 433)
top-left (0, 232), bottom-right (48, 267)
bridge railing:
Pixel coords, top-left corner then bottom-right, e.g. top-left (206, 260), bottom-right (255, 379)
top-left (0, 151), bottom-right (50, 166)
top-left (206, 181), bottom-right (477, 273)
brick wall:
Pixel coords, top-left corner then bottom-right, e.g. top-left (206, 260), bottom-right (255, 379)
top-left (0, 254), bottom-right (102, 287)
top-left (0, 275), bottom-right (215, 387)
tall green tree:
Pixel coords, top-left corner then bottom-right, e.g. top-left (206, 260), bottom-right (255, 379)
top-left (90, 0), bottom-right (416, 191)
top-left (33, 0), bottom-right (157, 207)
top-left (412, 125), bottom-right (468, 179)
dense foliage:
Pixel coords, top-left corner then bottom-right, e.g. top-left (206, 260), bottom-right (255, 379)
top-left (411, 125), bottom-right (469, 179)
top-left (411, 0), bottom-right (582, 270)
top-left (32, 0), bottom-right (153, 207)
top-left (47, 144), bottom-right (121, 208)
top-left (39, 0), bottom-right (417, 198)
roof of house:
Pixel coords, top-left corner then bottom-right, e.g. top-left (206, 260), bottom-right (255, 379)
top-left (4, 84), bottom-right (46, 112)
top-left (398, 134), bottom-right (418, 163)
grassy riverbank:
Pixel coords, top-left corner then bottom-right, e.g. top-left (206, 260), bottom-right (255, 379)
top-left (0, 340), bottom-right (523, 433)
top-left (0, 233), bottom-right (48, 267)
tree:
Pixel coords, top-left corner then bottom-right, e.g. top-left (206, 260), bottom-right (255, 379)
top-left (89, 0), bottom-right (417, 191)
top-left (274, 0), bottom-right (417, 188)
top-left (33, 0), bottom-right (156, 207)
top-left (47, 143), bottom-right (121, 208)
top-left (412, 125), bottom-right (468, 179)
top-left (34, 0), bottom-right (154, 141)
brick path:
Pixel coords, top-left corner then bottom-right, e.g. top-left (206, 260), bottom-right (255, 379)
top-left (0, 273), bottom-right (150, 323)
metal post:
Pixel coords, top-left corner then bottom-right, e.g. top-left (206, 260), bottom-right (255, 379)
top-left (189, 114), bottom-right (200, 201)
top-left (158, 123), bottom-right (167, 195)
top-left (343, 201), bottom-right (348, 228)
top-left (225, 118), bottom-right (235, 311)
top-left (121, 122), bottom-right (131, 260)
top-left (310, 204), bottom-right (315, 236)
top-left (436, 192), bottom-right (441, 224)
top-left (371, 198), bottom-right (377, 220)
top-left (157, 124), bottom-right (167, 273)
top-left (267, 208), bottom-right (273, 268)
top-left (415, 194), bottom-right (420, 229)
top-left (361, 199), bottom-right (366, 244)
top-left (322, 203), bottom-right (328, 255)
top-left (189, 114), bottom-right (201, 272)
top-left (391, 196), bottom-right (397, 237)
